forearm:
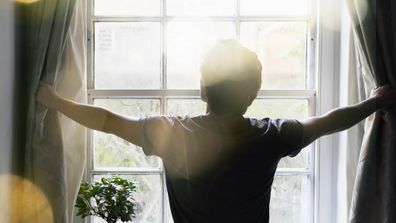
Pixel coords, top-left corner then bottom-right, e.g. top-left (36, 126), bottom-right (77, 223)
top-left (298, 85), bottom-right (396, 147)
top-left (37, 83), bottom-right (142, 143)
top-left (50, 95), bottom-right (110, 132)
top-left (302, 97), bottom-right (377, 147)
top-left (321, 97), bottom-right (377, 134)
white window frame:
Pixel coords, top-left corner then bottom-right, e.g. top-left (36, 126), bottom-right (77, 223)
top-left (82, 0), bottom-right (343, 222)
top-left (315, 0), bottom-right (343, 223)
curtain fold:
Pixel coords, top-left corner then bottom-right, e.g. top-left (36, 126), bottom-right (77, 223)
top-left (19, 0), bottom-right (79, 222)
top-left (342, 30), bottom-right (367, 221)
top-left (57, 0), bottom-right (87, 220)
top-left (347, 0), bottom-right (396, 222)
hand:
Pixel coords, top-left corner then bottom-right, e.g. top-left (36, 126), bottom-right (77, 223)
top-left (36, 82), bottom-right (59, 109)
top-left (370, 85), bottom-right (396, 110)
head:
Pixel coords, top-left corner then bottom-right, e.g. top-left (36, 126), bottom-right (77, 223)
top-left (200, 39), bottom-right (262, 116)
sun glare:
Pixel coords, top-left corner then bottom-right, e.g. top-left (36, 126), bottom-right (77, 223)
top-left (0, 175), bottom-right (53, 223)
top-left (15, 0), bottom-right (40, 4)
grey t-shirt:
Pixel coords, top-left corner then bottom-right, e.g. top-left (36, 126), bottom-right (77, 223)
top-left (139, 115), bottom-right (304, 223)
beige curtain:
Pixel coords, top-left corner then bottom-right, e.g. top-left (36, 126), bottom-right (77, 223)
top-left (57, 0), bottom-right (87, 221)
top-left (10, 0), bottom-right (86, 222)
top-left (344, 30), bottom-right (376, 221)
top-left (341, 30), bottom-right (368, 221)
top-left (348, 0), bottom-right (396, 222)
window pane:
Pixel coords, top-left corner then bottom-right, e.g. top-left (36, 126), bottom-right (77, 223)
top-left (94, 0), bottom-right (160, 16)
top-left (270, 176), bottom-right (309, 223)
top-left (240, 22), bottom-right (307, 89)
top-left (244, 99), bottom-right (308, 120)
top-left (166, 99), bottom-right (206, 116)
top-left (240, 0), bottom-right (308, 16)
top-left (245, 99), bottom-right (309, 168)
top-left (167, 0), bottom-right (234, 16)
top-left (93, 99), bottom-right (161, 169)
top-left (167, 22), bottom-right (234, 89)
top-left (95, 22), bottom-right (161, 89)
top-left (93, 174), bottom-right (162, 223)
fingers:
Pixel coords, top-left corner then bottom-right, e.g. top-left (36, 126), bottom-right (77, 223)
top-left (39, 81), bottom-right (51, 90)
top-left (370, 85), bottom-right (396, 109)
top-left (377, 84), bottom-right (390, 89)
top-left (38, 82), bottom-right (56, 95)
top-left (374, 85), bottom-right (394, 95)
top-left (36, 82), bottom-right (58, 109)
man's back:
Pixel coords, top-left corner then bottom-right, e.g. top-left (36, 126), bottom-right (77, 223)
top-left (139, 115), bottom-right (304, 223)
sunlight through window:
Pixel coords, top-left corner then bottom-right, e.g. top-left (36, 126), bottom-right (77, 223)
top-left (87, 0), bottom-right (317, 222)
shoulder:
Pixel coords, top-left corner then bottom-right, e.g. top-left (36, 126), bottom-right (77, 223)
top-left (140, 115), bottom-right (201, 130)
top-left (139, 115), bottom-right (194, 157)
top-left (247, 117), bottom-right (302, 131)
top-left (140, 115), bottom-right (187, 123)
top-left (270, 118), bottom-right (303, 130)
top-left (247, 117), bottom-right (303, 145)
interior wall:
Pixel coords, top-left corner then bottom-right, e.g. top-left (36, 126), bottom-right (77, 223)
top-left (0, 0), bottom-right (15, 174)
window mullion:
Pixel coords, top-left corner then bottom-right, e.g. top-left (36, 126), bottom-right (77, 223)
top-left (92, 169), bottom-right (163, 175)
top-left (257, 89), bottom-right (316, 98)
top-left (88, 89), bottom-right (316, 98)
top-left (92, 16), bottom-right (311, 22)
top-left (161, 1), bottom-right (167, 222)
top-left (275, 168), bottom-right (312, 176)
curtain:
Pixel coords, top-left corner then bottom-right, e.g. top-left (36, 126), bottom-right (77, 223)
top-left (15, 0), bottom-right (84, 222)
top-left (57, 0), bottom-right (87, 221)
top-left (337, 28), bottom-right (368, 222)
top-left (348, 0), bottom-right (396, 222)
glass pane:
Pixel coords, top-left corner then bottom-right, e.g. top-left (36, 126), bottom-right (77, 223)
top-left (167, 22), bottom-right (234, 89)
top-left (270, 176), bottom-right (309, 223)
top-left (166, 99), bottom-right (206, 116)
top-left (94, 0), bottom-right (160, 16)
top-left (167, 0), bottom-right (234, 16)
top-left (93, 99), bottom-right (161, 169)
top-left (240, 0), bottom-right (308, 16)
top-left (278, 145), bottom-right (311, 169)
top-left (93, 175), bottom-right (162, 223)
top-left (245, 99), bottom-right (309, 168)
top-left (240, 22), bottom-right (307, 89)
top-left (95, 22), bottom-right (161, 89)
top-left (245, 99), bottom-right (308, 120)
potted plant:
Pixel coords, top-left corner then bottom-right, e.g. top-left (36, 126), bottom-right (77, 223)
top-left (75, 175), bottom-right (136, 223)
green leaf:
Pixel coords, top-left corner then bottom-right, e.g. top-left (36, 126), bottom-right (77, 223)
top-left (75, 175), bottom-right (137, 222)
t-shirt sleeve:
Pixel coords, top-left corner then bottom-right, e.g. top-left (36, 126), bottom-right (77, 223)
top-left (272, 119), bottom-right (304, 157)
top-left (139, 116), bottom-right (175, 157)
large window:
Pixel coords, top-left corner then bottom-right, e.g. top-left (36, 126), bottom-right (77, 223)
top-left (87, 0), bottom-right (318, 222)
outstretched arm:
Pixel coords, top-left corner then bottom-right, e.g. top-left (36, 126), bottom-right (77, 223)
top-left (36, 83), bottom-right (142, 146)
top-left (301, 85), bottom-right (396, 148)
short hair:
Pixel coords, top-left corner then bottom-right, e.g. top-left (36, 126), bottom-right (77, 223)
top-left (200, 39), bottom-right (262, 115)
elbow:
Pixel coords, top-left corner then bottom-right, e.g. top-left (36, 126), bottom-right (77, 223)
top-left (100, 109), bottom-right (113, 133)
top-left (302, 134), bottom-right (317, 148)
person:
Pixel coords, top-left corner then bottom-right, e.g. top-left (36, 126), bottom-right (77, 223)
top-left (37, 40), bottom-right (396, 223)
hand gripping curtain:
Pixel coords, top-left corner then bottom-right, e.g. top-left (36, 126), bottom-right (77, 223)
top-left (17, 0), bottom-right (82, 222)
top-left (347, 0), bottom-right (396, 222)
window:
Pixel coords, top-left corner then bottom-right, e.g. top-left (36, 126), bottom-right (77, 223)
top-left (87, 0), bottom-right (318, 222)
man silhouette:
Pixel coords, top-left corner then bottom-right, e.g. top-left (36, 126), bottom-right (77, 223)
top-left (37, 40), bottom-right (396, 223)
